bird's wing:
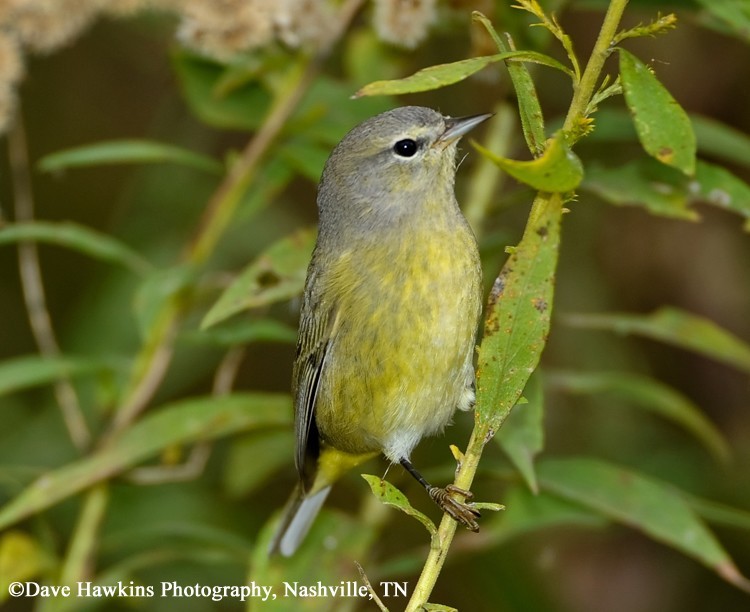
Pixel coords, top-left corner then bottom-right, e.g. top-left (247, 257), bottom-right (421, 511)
top-left (292, 263), bottom-right (338, 490)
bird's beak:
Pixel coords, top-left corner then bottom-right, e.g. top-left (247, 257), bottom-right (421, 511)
top-left (437, 113), bottom-right (493, 146)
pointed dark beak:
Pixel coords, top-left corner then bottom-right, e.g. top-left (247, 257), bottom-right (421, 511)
top-left (437, 113), bottom-right (493, 146)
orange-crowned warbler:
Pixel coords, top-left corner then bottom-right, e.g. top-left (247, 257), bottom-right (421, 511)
top-left (270, 106), bottom-right (489, 556)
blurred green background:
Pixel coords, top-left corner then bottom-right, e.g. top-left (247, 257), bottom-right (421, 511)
top-left (1, 1), bottom-right (749, 611)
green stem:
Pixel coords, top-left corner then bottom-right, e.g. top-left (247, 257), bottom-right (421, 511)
top-left (563, 0), bottom-right (629, 136)
top-left (405, 2), bottom-right (632, 608)
top-left (58, 486), bottom-right (109, 587)
top-left (405, 428), bottom-right (483, 611)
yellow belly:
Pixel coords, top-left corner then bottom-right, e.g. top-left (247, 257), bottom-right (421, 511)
top-left (314, 226), bottom-right (481, 462)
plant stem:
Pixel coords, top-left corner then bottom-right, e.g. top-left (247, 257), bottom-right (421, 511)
top-left (8, 112), bottom-right (90, 451)
top-left (405, 1), bottom-right (632, 607)
top-left (563, 0), bottom-right (629, 136)
top-left (109, 0), bottom-right (365, 435)
top-left (58, 485), bottom-right (109, 587)
top-left (405, 427), bottom-right (483, 611)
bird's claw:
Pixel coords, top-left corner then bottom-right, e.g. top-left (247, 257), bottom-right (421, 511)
top-left (428, 484), bottom-right (481, 532)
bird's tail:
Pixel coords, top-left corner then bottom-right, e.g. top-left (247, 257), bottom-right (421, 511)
top-left (268, 484), bottom-right (332, 557)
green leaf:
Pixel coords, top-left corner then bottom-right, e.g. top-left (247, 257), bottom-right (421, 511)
top-left (353, 51), bottom-right (570, 98)
top-left (691, 161), bottom-right (750, 231)
top-left (182, 318), bottom-right (297, 347)
top-left (0, 221), bottom-right (152, 275)
top-left (473, 12), bottom-right (548, 156)
top-left (473, 132), bottom-right (583, 192)
top-left (223, 430), bottom-right (295, 497)
top-left (475, 193), bottom-right (563, 433)
top-left (201, 227), bottom-right (316, 329)
top-left (251, 509), bottom-right (377, 607)
top-left (0, 355), bottom-right (112, 397)
top-left (496, 373), bottom-right (544, 492)
top-left (545, 370), bottom-right (730, 463)
top-left (491, 485), bottom-right (607, 543)
top-left (361, 475), bottom-right (438, 543)
top-left (619, 49), bottom-right (696, 175)
top-left (38, 140), bottom-right (222, 175)
top-left (562, 307), bottom-right (750, 374)
top-left (172, 50), bottom-right (271, 131)
top-left (133, 265), bottom-right (196, 338)
top-left (0, 393), bottom-right (291, 530)
top-left (585, 109), bottom-right (750, 170)
top-left (583, 158), bottom-right (750, 228)
top-left (687, 495), bottom-right (750, 532)
top-left (695, 0), bottom-right (750, 42)
top-left (538, 457), bottom-right (750, 592)
top-left (583, 159), bottom-right (700, 221)
top-left (691, 114), bottom-right (750, 168)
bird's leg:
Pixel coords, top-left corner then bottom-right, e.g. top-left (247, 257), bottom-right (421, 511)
top-left (399, 458), bottom-right (480, 532)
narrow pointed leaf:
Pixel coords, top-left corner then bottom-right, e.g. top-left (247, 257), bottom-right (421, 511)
top-left (585, 109), bottom-right (750, 170)
top-left (475, 193), bottom-right (563, 434)
top-left (619, 49), bottom-right (696, 175)
top-left (686, 495), bottom-right (750, 532)
top-left (583, 160), bottom-right (699, 221)
top-left (361, 475), bottom-right (438, 542)
top-left (545, 370), bottom-right (730, 463)
top-left (583, 158), bottom-right (750, 228)
top-left (496, 373), bottom-right (544, 492)
top-left (492, 485), bottom-right (607, 544)
top-left (201, 227), bottom-right (316, 329)
top-left (473, 133), bottom-right (583, 191)
top-left (695, 0), bottom-right (750, 42)
top-left (134, 265), bottom-right (196, 337)
top-left (0, 355), bottom-right (112, 397)
top-left (473, 12), bottom-right (547, 156)
top-left (183, 318), bottom-right (297, 347)
top-left (562, 307), bottom-right (750, 374)
top-left (0, 222), bottom-right (152, 275)
top-left (353, 51), bottom-right (570, 98)
top-left (38, 140), bottom-right (223, 175)
top-left (538, 457), bottom-right (750, 592)
top-left (0, 393), bottom-right (291, 530)
top-left (691, 114), bottom-right (750, 168)
top-left (224, 430), bottom-right (295, 497)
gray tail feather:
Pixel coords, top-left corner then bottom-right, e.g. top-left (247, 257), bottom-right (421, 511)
top-left (268, 485), bottom-right (332, 557)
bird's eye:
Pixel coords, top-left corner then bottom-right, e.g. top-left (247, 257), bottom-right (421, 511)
top-left (393, 139), bottom-right (419, 158)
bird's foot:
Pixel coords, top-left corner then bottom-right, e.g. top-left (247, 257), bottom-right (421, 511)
top-left (428, 484), bottom-right (481, 532)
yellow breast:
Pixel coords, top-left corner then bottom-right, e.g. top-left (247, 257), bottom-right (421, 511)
top-left (314, 221), bottom-right (482, 462)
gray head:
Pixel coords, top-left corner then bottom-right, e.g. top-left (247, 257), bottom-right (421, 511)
top-left (316, 106), bottom-right (490, 232)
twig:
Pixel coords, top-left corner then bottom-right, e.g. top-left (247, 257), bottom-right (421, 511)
top-left (7, 112), bottom-right (90, 450)
top-left (123, 347), bottom-right (243, 484)
top-left (404, 1), bottom-right (631, 608)
top-left (355, 561), bottom-right (389, 612)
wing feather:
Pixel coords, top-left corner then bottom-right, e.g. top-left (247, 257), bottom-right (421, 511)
top-left (292, 262), bottom-right (337, 489)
